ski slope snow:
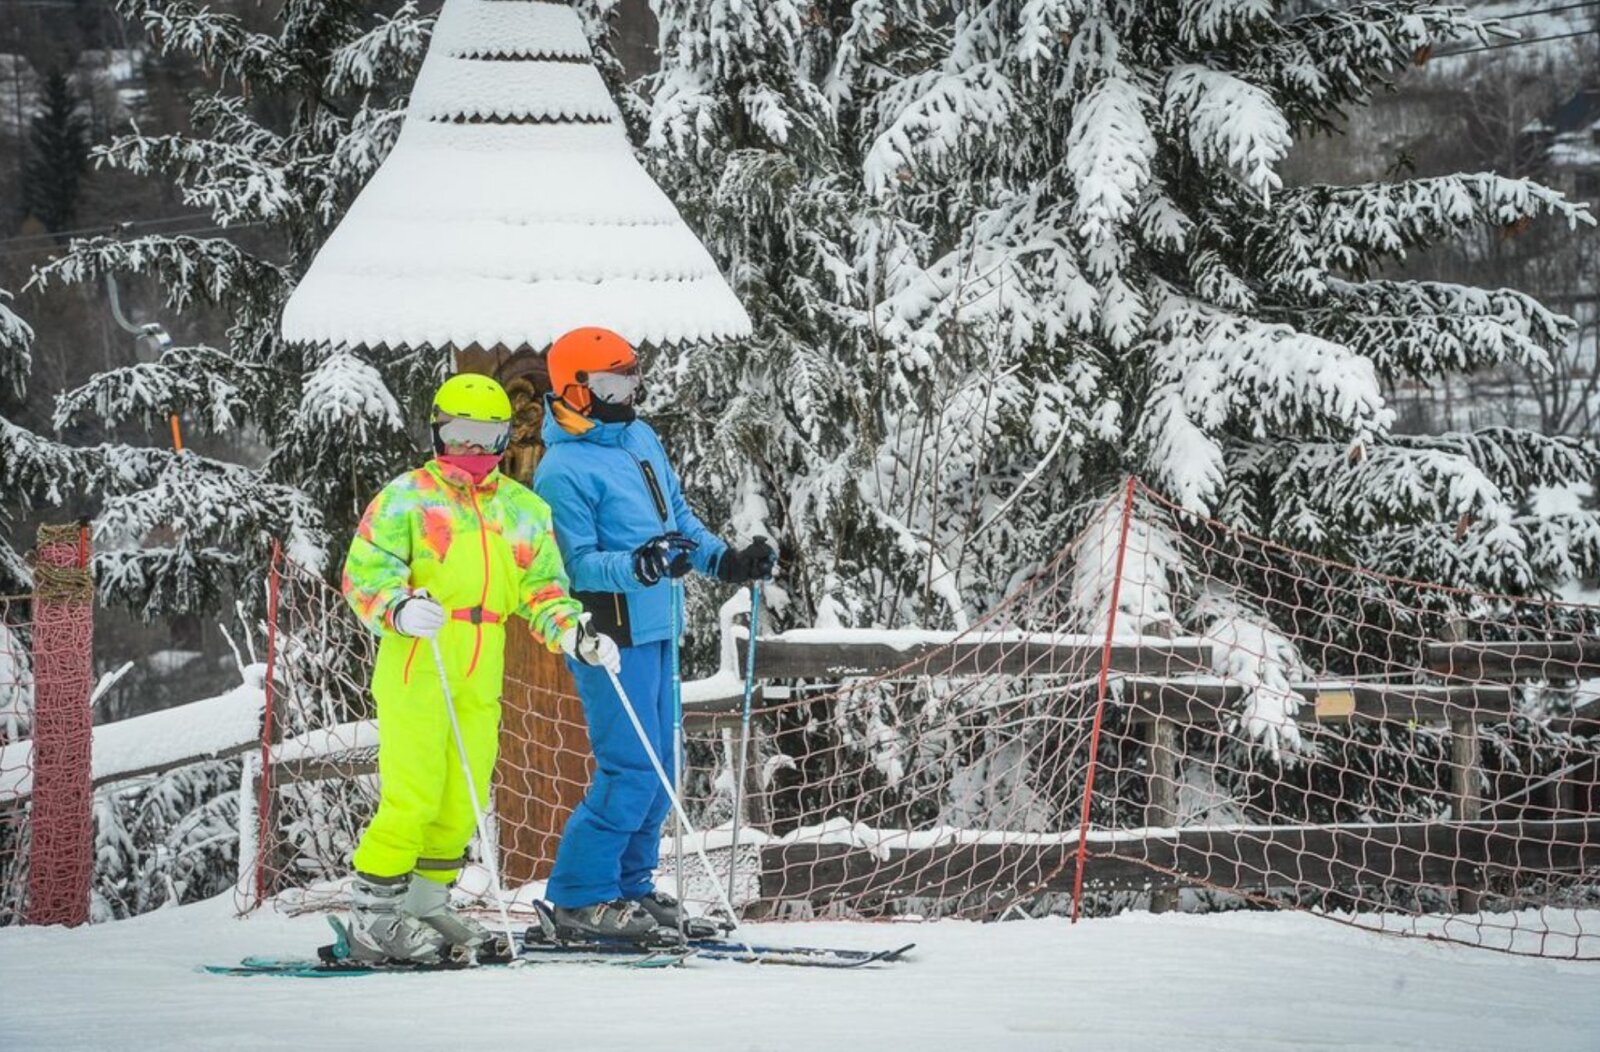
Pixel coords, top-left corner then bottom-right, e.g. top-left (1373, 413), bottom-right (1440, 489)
top-left (0, 896), bottom-right (1594, 1050)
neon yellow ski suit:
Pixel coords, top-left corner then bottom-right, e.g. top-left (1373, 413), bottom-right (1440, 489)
top-left (342, 458), bottom-right (583, 884)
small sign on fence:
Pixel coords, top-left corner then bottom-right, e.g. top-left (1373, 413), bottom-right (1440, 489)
top-left (1314, 690), bottom-right (1356, 720)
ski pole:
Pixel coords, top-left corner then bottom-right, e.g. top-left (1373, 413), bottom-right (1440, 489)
top-left (668, 577), bottom-right (686, 935)
top-left (604, 663), bottom-right (753, 956)
top-left (726, 581), bottom-right (762, 908)
top-left (416, 592), bottom-right (519, 962)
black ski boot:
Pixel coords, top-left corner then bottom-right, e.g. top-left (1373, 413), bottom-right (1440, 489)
top-left (634, 890), bottom-right (733, 938)
top-left (551, 899), bottom-right (682, 946)
top-left (634, 889), bottom-right (684, 929)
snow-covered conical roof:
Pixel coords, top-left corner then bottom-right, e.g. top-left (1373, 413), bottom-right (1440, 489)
top-left (280, 0), bottom-right (750, 352)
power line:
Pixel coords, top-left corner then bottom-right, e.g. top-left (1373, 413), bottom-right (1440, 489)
top-left (1499, 1), bottom-right (1600, 20)
top-left (0, 212), bottom-right (220, 251)
top-left (0, 220), bottom-right (268, 262)
top-left (1433, 27), bottom-right (1600, 60)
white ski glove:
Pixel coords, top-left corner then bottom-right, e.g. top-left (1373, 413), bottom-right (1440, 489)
top-left (391, 595), bottom-right (446, 639)
top-left (560, 614), bottom-right (621, 674)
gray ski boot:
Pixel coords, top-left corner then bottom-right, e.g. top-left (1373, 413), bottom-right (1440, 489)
top-left (345, 872), bottom-right (450, 964)
top-left (552, 899), bottom-right (682, 946)
top-left (403, 876), bottom-right (514, 962)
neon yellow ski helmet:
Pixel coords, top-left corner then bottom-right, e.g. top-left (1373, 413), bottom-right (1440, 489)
top-left (432, 373), bottom-right (512, 424)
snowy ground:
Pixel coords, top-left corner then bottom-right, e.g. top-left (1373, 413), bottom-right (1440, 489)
top-left (2, 899), bottom-right (1595, 1051)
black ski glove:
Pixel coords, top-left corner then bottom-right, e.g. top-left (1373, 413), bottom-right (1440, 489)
top-left (716, 537), bottom-right (777, 584)
top-left (632, 533), bottom-right (698, 586)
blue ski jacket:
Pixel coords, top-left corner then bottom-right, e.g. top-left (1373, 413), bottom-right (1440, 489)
top-left (533, 397), bottom-right (728, 647)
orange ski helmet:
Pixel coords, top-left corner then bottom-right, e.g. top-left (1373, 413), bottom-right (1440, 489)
top-left (548, 326), bottom-right (639, 414)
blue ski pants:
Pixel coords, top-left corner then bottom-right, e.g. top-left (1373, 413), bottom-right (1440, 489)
top-left (545, 640), bottom-right (675, 908)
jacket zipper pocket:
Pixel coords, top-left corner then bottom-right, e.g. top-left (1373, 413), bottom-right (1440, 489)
top-left (629, 453), bottom-right (670, 525)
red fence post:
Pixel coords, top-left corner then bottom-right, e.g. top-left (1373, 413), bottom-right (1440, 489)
top-left (26, 522), bottom-right (94, 926)
top-left (1071, 477), bottom-right (1138, 923)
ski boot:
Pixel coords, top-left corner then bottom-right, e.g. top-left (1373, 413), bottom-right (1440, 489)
top-left (634, 890), bottom-right (734, 939)
top-left (403, 875), bottom-right (514, 963)
top-left (345, 872), bottom-right (451, 964)
top-left (551, 899), bottom-right (683, 946)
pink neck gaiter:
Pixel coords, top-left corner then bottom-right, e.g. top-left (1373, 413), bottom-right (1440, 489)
top-left (438, 453), bottom-right (500, 484)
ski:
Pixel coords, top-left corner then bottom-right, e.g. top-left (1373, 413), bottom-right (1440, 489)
top-left (201, 948), bottom-right (692, 978)
top-left (680, 938), bottom-right (915, 968)
top-left (519, 927), bottom-right (916, 969)
top-left (202, 916), bottom-right (693, 978)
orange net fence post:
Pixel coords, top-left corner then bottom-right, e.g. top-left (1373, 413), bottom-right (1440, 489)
top-left (23, 523), bottom-right (95, 927)
top-left (1071, 476), bottom-right (1138, 922)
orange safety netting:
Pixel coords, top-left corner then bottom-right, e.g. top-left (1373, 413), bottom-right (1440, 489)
top-left (248, 482), bottom-right (1600, 958)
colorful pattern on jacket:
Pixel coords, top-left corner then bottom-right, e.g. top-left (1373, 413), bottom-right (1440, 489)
top-left (343, 459), bottom-right (583, 655)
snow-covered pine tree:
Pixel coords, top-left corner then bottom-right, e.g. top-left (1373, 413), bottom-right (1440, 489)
top-left (90, 759), bottom-right (242, 921)
top-left (0, 288), bottom-right (40, 595)
top-left (23, 1), bottom-right (437, 619)
top-left (22, 69), bottom-right (93, 236)
top-left (643, 1), bottom-right (1600, 634)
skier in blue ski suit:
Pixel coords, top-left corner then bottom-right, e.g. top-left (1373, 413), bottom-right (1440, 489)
top-left (533, 326), bottom-right (775, 940)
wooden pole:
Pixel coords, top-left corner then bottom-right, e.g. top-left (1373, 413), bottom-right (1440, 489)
top-left (1452, 717), bottom-right (1483, 914)
top-left (1146, 718), bottom-right (1181, 914)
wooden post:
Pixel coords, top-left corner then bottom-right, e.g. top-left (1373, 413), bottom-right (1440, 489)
top-left (1146, 718), bottom-right (1181, 914)
top-left (741, 721), bottom-right (770, 829)
top-left (454, 345), bottom-right (593, 885)
top-left (1451, 717), bottom-right (1482, 914)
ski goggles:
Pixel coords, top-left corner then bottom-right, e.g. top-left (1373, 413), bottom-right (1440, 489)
top-left (435, 415), bottom-right (512, 455)
top-left (584, 362), bottom-right (642, 405)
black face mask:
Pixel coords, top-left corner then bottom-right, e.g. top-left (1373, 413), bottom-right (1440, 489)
top-left (588, 399), bottom-right (636, 424)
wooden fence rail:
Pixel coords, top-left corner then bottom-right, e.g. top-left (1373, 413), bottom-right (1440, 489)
top-left (758, 818), bottom-right (1600, 903)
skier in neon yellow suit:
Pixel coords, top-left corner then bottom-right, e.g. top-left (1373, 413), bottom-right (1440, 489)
top-left (340, 373), bottom-right (620, 963)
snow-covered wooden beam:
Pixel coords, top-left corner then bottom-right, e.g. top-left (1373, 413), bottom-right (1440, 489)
top-left (758, 818), bottom-right (1600, 901)
top-left (1121, 678), bottom-right (1515, 725)
top-left (0, 675), bottom-right (265, 805)
top-left (0, 669), bottom-right (754, 806)
top-left (281, 0), bottom-right (750, 353)
top-left (733, 628), bottom-right (1212, 681)
top-left (1425, 640), bottom-right (1600, 681)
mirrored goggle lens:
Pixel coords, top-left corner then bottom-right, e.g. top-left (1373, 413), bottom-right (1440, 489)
top-left (437, 416), bottom-right (511, 454)
top-left (587, 368), bottom-right (642, 404)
